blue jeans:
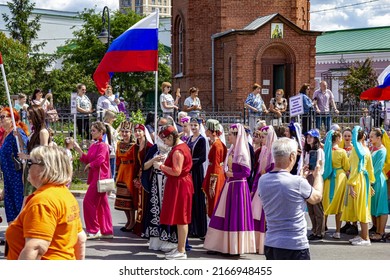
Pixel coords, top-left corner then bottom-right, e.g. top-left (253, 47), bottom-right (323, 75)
top-left (110, 157), bottom-right (116, 179)
top-left (315, 114), bottom-right (331, 131)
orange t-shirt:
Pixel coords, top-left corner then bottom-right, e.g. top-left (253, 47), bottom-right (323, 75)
top-left (6, 184), bottom-right (83, 260)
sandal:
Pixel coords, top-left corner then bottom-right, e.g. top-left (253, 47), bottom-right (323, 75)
top-left (370, 233), bottom-right (386, 243)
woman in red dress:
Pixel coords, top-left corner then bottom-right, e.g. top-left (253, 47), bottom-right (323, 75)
top-left (153, 125), bottom-right (194, 260)
top-left (202, 119), bottom-right (227, 217)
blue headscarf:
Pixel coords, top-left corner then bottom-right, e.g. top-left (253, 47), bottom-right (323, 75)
top-left (323, 130), bottom-right (335, 181)
top-left (352, 126), bottom-right (366, 173)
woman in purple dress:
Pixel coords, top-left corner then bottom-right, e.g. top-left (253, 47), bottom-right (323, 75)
top-left (203, 123), bottom-right (256, 255)
top-left (251, 125), bottom-right (277, 254)
top-left (180, 116), bottom-right (191, 142)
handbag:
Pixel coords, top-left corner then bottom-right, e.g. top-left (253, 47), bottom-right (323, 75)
top-left (46, 109), bottom-right (59, 122)
top-left (97, 177), bottom-right (115, 193)
top-left (13, 156), bottom-right (23, 171)
top-left (97, 152), bottom-right (115, 193)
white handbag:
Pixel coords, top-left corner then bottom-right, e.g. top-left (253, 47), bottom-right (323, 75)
top-left (97, 178), bottom-right (115, 193)
top-left (97, 154), bottom-right (115, 193)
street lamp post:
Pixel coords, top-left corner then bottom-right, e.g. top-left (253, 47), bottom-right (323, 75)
top-left (98, 6), bottom-right (111, 46)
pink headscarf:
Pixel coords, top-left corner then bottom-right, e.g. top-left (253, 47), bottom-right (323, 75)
top-left (258, 125), bottom-right (277, 172)
top-left (181, 116), bottom-right (191, 124)
top-left (224, 123), bottom-right (251, 171)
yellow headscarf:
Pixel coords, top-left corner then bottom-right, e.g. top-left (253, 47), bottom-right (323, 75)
top-left (381, 129), bottom-right (390, 176)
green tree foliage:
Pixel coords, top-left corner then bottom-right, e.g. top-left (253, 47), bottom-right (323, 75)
top-left (46, 62), bottom-right (95, 105)
top-left (0, 0), bottom-right (52, 101)
top-left (0, 32), bottom-right (32, 104)
top-left (342, 58), bottom-right (378, 103)
top-left (59, 8), bottom-right (171, 104)
top-left (2, 0), bottom-right (43, 52)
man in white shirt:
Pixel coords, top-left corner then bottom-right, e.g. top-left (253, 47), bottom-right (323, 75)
top-left (313, 81), bottom-right (339, 132)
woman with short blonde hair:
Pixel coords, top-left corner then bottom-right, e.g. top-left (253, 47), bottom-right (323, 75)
top-left (160, 82), bottom-right (179, 118)
top-left (5, 146), bottom-right (86, 260)
top-left (30, 146), bottom-right (72, 186)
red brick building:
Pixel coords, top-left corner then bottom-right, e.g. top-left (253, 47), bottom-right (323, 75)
top-left (171, 0), bottom-right (321, 111)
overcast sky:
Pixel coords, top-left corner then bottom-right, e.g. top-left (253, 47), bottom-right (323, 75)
top-left (0, 0), bottom-right (389, 31)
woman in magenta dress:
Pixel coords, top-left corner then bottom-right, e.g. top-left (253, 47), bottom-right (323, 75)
top-left (203, 123), bottom-right (256, 255)
top-left (73, 121), bottom-right (113, 239)
top-left (153, 125), bottom-right (194, 260)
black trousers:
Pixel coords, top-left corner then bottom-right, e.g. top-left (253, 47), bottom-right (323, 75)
top-left (77, 116), bottom-right (90, 138)
top-left (265, 245), bottom-right (311, 260)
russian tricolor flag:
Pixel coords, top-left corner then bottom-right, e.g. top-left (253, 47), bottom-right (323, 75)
top-left (360, 64), bottom-right (390, 100)
top-left (93, 10), bottom-right (159, 94)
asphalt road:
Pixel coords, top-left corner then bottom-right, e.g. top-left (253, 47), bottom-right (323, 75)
top-left (1, 191), bottom-right (390, 260)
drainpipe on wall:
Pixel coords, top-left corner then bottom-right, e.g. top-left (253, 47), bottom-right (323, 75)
top-left (211, 35), bottom-right (215, 113)
top-left (211, 29), bottom-right (234, 113)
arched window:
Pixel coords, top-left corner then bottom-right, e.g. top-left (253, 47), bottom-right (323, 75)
top-left (172, 16), bottom-right (184, 78)
top-left (177, 18), bottom-right (184, 75)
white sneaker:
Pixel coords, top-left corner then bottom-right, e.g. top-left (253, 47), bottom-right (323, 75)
top-left (351, 238), bottom-right (371, 246)
top-left (165, 248), bottom-right (178, 255)
top-left (100, 234), bottom-right (114, 239)
top-left (332, 232), bottom-right (341, 239)
top-left (349, 235), bottom-right (361, 243)
top-left (86, 231), bottom-right (101, 240)
top-left (160, 242), bottom-right (177, 252)
top-left (165, 250), bottom-right (187, 260)
top-left (148, 237), bottom-right (162, 251)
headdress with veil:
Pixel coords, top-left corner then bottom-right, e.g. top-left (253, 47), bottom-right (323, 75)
top-left (135, 123), bottom-right (154, 146)
top-left (381, 128), bottom-right (390, 175)
top-left (224, 124), bottom-right (251, 171)
top-left (258, 125), bottom-right (277, 172)
top-left (166, 115), bottom-right (178, 132)
top-left (193, 118), bottom-right (209, 174)
top-left (141, 127), bottom-right (171, 193)
top-left (292, 122), bottom-right (304, 175)
top-left (219, 124), bottom-right (226, 146)
top-left (245, 126), bottom-right (253, 146)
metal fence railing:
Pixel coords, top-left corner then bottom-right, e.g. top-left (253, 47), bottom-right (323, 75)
top-left (52, 107), bottom-right (381, 140)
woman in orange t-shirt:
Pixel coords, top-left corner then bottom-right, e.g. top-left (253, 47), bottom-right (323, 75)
top-left (5, 146), bottom-right (86, 260)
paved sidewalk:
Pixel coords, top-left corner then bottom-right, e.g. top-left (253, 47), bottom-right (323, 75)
top-left (1, 191), bottom-right (390, 260)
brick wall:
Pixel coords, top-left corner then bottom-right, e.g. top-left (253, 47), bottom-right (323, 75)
top-left (171, 0), bottom-right (316, 112)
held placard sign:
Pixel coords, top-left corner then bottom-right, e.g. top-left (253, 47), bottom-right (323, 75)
top-left (71, 92), bottom-right (77, 114)
top-left (385, 101), bottom-right (390, 121)
top-left (289, 95), bottom-right (304, 117)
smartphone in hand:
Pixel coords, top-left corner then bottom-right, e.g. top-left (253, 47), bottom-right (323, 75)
top-left (308, 150), bottom-right (318, 171)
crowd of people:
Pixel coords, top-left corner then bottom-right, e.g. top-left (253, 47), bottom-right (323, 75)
top-left (0, 81), bottom-right (389, 261)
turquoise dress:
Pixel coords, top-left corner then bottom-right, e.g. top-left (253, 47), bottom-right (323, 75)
top-left (371, 147), bottom-right (389, 217)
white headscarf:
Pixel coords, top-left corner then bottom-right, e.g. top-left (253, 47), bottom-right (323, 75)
top-left (199, 122), bottom-right (210, 175)
top-left (224, 123), bottom-right (251, 171)
top-left (219, 124), bottom-right (226, 146)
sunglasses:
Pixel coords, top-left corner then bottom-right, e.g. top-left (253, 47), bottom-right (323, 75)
top-left (27, 159), bottom-right (43, 167)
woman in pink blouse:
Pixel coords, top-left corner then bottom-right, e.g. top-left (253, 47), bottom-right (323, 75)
top-left (73, 121), bottom-right (113, 240)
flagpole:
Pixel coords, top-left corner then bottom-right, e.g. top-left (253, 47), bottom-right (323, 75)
top-left (154, 9), bottom-right (160, 137)
top-left (0, 53), bottom-right (21, 153)
top-left (154, 71), bottom-right (158, 135)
